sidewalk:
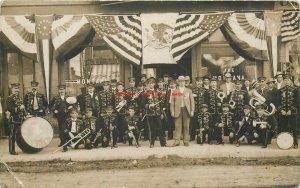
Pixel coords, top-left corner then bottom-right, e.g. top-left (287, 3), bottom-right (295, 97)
top-left (0, 137), bottom-right (299, 163)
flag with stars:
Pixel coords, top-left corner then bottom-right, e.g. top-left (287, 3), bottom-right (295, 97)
top-left (171, 12), bottom-right (232, 62)
top-left (85, 15), bottom-right (142, 65)
top-left (35, 15), bottom-right (54, 102)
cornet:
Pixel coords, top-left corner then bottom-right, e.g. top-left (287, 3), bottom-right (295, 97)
top-left (116, 99), bottom-right (127, 112)
top-left (217, 92), bottom-right (225, 103)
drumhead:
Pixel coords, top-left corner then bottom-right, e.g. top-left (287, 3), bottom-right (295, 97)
top-left (276, 132), bottom-right (294, 150)
top-left (21, 117), bottom-right (53, 149)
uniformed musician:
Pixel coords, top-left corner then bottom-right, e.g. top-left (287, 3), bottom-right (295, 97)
top-left (99, 81), bottom-right (115, 115)
top-left (156, 78), bottom-right (168, 136)
top-left (191, 76), bottom-right (208, 141)
top-left (275, 74), bottom-right (299, 149)
top-left (214, 103), bottom-right (236, 145)
top-left (64, 108), bottom-right (86, 151)
top-left (126, 77), bottom-right (139, 113)
top-left (236, 105), bottom-right (255, 147)
top-left (83, 108), bottom-right (102, 149)
top-left (124, 106), bottom-right (142, 147)
top-left (140, 78), bottom-right (167, 148)
top-left (114, 81), bottom-right (127, 143)
top-left (6, 83), bottom-right (27, 155)
top-left (196, 104), bottom-right (214, 145)
top-left (99, 105), bottom-right (119, 148)
top-left (207, 78), bottom-right (222, 116)
top-left (164, 79), bottom-right (176, 140)
top-left (49, 85), bottom-right (69, 148)
top-left (82, 83), bottom-right (100, 117)
top-left (24, 81), bottom-right (48, 117)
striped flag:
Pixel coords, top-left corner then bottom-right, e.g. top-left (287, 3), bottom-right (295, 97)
top-left (85, 15), bottom-right (142, 65)
top-left (35, 15), bottom-right (54, 103)
top-left (281, 11), bottom-right (300, 42)
top-left (171, 12), bottom-right (232, 62)
top-left (264, 11), bottom-right (283, 76)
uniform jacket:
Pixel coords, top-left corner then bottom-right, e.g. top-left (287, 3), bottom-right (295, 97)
top-left (24, 92), bottom-right (48, 115)
top-left (64, 118), bottom-right (85, 134)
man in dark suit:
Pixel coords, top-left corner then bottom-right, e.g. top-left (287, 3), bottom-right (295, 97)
top-left (24, 81), bottom-right (48, 117)
top-left (170, 75), bottom-right (195, 146)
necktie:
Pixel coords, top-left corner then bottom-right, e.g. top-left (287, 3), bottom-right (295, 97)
top-left (33, 93), bottom-right (39, 110)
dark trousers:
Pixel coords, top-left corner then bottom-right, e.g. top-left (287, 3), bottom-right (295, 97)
top-left (190, 113), bottom-right (199, 141)
top-left (146, 116), bottom-right (166, 146)
top-left (278, 115), bottom-right (298, 146)
top-left (166, 110), bottom-right (175, 139)
top-left (116, 114), bottom-right (126, 142)
top-left (101, 129), bottom-right (119, 147)
top-left (57, 114), bottom-right (68, 146)
top-left (124, 129), bottom-right (140, 145)
top-left (9, 123), bottom-right (20, 153)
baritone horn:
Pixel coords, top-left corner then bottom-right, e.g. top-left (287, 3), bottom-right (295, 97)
top-left (217, 92), bottom-right (225, 103)
top-left (249, 98), bottom-right (276, 116)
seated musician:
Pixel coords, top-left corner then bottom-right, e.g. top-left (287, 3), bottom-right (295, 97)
top-left (83, 108), bottom-right (101, 149)
top-left (64, 108), bottom-right (86, 151)
top-left (99, 106), bottom-right (119, 148)
top-left (214, 104), bottom-right (236, 145)
top-left (124, 106), bottom-right (143, 147)
top-left (235, 105), bottom-right (255, 147)
top-left (196, 104), bottom-right (214, 145)
top-left (252, 104), bottom-right (277, 148)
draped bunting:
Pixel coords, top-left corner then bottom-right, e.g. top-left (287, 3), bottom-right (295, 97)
top-left (264, 11), bottom-right (283, 76)
top-left (35, 15), bottom-right (54, 102)
top-left (281, 11), bottom-right (300, 42)
top-left (85, 15), bottom-right (142, 65)
top-left (171, 12), bottom-right (232, 62)
top-left (220, 13), bottom-right (268, 61)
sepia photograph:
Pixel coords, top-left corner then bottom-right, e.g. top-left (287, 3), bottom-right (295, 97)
top-left (0, 0), bottom-right (299, 187)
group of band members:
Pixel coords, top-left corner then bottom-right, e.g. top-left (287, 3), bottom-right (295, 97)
top-left (4, 71), bottom-right (300, 154)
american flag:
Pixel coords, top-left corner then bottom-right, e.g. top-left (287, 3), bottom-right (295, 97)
top-left (35, 15), bottom-right (54, 102)
top-left (171, 12), bottom-right (232, 62)
top-left (281, 11), bottom-right (300, 42)
top-left (85, 15), bottom-right (142, 65)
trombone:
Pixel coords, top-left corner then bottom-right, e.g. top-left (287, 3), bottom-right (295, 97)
top-left (53, 128), bottom-right (91, 153)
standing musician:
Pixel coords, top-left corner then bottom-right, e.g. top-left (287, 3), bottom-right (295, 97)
top-left (82, 83), bottom-right (100, 117)
top-left (140, 77), bottom-right (167, 148)
top-left (157, 78), bottom-right (168, 137)
top-left (235, 105), bottom-right (255, 146)
top-left (140, 74), bottom-right (147, 84)
top-left (275, 72), bottom-right (284, 90)
top-left (252, 104), bottom-right (277, 148)
top-left (110, 79), bottom-right (118, 95)
top-left (126, 77), bottom-right (139, 113)
top-left (114, 81), bottom-right (127, 143)
top-left (6, 83), bottom-right (27, 155)
top-left (228, 80), bottom-right (250, 118)
top-left (49, 85), bottom-right (70, 148)
top-left (276, 74), bottom-right (299, 149)
top-left (191, 76), bottom-right (208, 141)
top-left (83, 108), bottom-right (102, 149)
top-left (196, 104), bottom-right (213, 145)
top-left (214, 104), bottom-right (236, 145)
top-left (64, 108), bottom-right (86, 151)
top-left (124, 106), bottom-right (143, 147)
top-left (99, 81), bottom-right (115, 115)
top-left (202, 76), bottom-right (211, 90)
top-left (220, 72), bottom-right (235, 98)
top-left (257, 76), bottom-right (268, 97)
top-left (99, 106), bottom-right (119, 148)
top-left (163, 74), bottom-right (170, 90)
top-left (207, 78), bottom-right (222, 117)
top-left (164, 79), bottom-right (176, 140)
top-left (24, 81), bottom-right (48, 117)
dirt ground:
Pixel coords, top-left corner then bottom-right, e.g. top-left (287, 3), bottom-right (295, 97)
top-left (0, 156), bottom-right (299, 188)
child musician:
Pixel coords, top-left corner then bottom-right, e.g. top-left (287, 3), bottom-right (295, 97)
top-left (196, 104), bottom-right (214, 145)
top-left (83, 108), bottom-right (102, 149)
top-left (124, 106), bottom-right (143, 147)
top-left (214, 104), bottom-right (236, 145)
top-left (99, 105), bottom-right (119, 148)
top-left (64, 108), bottom-right (87, 151)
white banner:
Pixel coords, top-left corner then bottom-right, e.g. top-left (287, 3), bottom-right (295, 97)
top-left (141, 13), bottom-right (178, 65)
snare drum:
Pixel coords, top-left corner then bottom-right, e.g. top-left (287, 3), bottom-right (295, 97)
top-left (276, 132), bottom-right (294, 150)
top-left (16, 117), bottom-right (53, 153)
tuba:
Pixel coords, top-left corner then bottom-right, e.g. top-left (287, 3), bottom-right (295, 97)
top-left (249, 98), bottom-right (276, 116)
top-left (217, 92), bottom-right (225, 103)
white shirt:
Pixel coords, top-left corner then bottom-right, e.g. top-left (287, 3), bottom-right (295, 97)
top-left (226, 82), bottom-right (231, 95)
top-left (71, 119), bottom-right (77, 133)
top-left (88, 92), bottom-right (93, 98)
top-left (277, 82), bottom-right (282, 89)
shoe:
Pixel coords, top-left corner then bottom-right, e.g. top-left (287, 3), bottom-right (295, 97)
top-left (184, 143), bottom-right (189, 147)
top-left (150, 144), bottom-right (154, 148)
top-left (236, 141), bottom-right (240, 147)
top-left (261, 145), bottom-right (267, 148)
top-left (171, 143), bottom-right (180, 147)
top-left (62, 147), bottom-right (68, 152)
top-left (208, 141), bottom-right (213, 145)
top-left (294, 145), bottom-right (298, 149)
top-left (58, 143), bottom-right (63, 147)
top-left (10, 151), bottom-right (18, 155)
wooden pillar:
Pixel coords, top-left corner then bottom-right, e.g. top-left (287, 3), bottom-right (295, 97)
top-left (263, 60), bottom-right (272, 78)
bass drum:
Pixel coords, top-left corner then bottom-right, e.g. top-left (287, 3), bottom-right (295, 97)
top-left (16, 117), bottom-right (53, 153)
top-left (276, 132), bottom-right (294, 150)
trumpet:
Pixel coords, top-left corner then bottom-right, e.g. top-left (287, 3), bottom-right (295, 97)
top-left (217, 92), bottom-right (225, 103)
top-left (116, 99), bottom-right (127, 112)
